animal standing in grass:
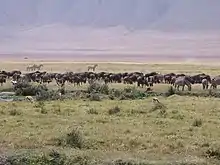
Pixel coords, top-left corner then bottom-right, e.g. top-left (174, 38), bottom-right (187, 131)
top-left (201, 78), bottom-right (209, 90)
top-left (174, 76), bottom-right (193, 91)
top-left (26, 65), bottom-right (35, 71)
top-left (26, 64), bottom-right (44, 72)
top-left (88, 64), bottom-right (98, 72)
top-left (34, 64), bottom-right (44, 71)
top-left (210, 76), bottom-right (220, 89)
top-left (0, 74), bottom-right (7, 86)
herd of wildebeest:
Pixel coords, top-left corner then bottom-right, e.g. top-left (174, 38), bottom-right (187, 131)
top-left (1, 65), bottom-right (220, 91)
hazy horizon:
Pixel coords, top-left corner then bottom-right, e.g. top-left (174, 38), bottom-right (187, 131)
top-left (0, 0), bottom-right (220, 59)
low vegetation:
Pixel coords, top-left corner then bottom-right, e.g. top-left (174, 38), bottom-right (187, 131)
top-left (0, 95), bottom-right (219, 164)
top-left (1, 62), bottom-right (220, 164)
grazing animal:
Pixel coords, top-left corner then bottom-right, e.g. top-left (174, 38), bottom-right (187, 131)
top-left (201, 78), bottom-right (209, 90)
top-left (174, 77), bottom-right (192, 91)
top-left (210, 76), bottom-right (220, 89)
top-left (0, 74), bottom-right (7, 86)
top-left (34, 64), bottom-right (44, 71)
top-left (88, 64), bottom-right (98, 72)
top-left (26, 65), bottom-right (35, 71)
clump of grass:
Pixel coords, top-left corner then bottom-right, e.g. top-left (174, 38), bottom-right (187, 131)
top-left (192, 118), bottom-right (202, 127)
top-left (34, 101), bottom-right (45, 108)
top-left (15, 82), bottom-right (49, 97)
top-left (108, 106), bottom-right (121, 115)
top-left (8, 103), bottom-right (21, 116)
top-left (206, 146), bottom-right (220, 160)
top-left (89, 93), bottom-right (101, 101)
top-left (53, 127), bottom-right (84, 149)
top-left (165, 86), bottom-right (176, 97)
top-left (171, 110), bottom-right (184, 120)
top-left (122, 86), bottom-right (147, 100)
top-left (7, 150), bottom-right (84, 165)
top-left (87, 108), bottom-right (98, 115)
top-left (9, 109), bottom-right (21, 116)
top-left (0, 109), bottom-right (5, 115)
top-left (151, 101), bottom-right (167, 113)
top-left (87, 81), bottom-right (109, 95)
top-left (34, 101), bottom-right (47, 114)
top-left (128, 138), bottom-right (142, 149)
top-left (53, 103), bottom-right (61, 115)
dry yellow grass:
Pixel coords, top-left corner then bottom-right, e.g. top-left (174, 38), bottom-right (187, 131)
top-left (1, 60), bottom-right (220, 75)
top-left (1, 61), bottom-right (220, 164)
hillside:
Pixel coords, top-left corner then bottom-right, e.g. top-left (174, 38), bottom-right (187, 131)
top-left (0, 0), bottom-right (220, 58)
top-left (1, 0), bottom-right (220, 29)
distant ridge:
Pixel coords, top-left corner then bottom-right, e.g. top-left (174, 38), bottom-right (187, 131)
top-left (0, 0), bottom-right (219, 56)
top-left (0, 0), bottom-right (220, 30)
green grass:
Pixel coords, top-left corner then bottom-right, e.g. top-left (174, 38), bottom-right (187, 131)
top-left (1, 62), bottom-right (220, 164)
top-left (0, 96), bottom-right (220, 164)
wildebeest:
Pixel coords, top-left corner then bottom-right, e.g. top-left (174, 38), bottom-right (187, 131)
top-left (201, 78), bottom-right (209, 90)
top-left (0, 74), bottom-right (7, 86)
top-left (174, 76), bottom-right (192, 91)
top-left (210, 76), bottom-right (220, 89)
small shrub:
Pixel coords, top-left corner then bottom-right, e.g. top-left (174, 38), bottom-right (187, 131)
top-left (87, 108), bottom-right (98, 115)
top-left (89, 93), bottom-right (101, 101)
top-left (40, 108), bottom-right (47, 114)
top-left (15, 83), bottom-right (48, 96)
top-left (34, 101), bottom-right (45, 108)
top-left (128, 138), bottom-right (142, 149)
top-left (171, 114), bottom-right (184, 120)
top-left (122, 86), bottom-right (147, 100)
top-left (9, 109), bottom-right (21, 116)
top-left (65, 128), bottom-right (84, 149)
top-left (7, 150), bottom-right (76, 165)
top-left (110, 89), bottom-right (122, 98)
top-left (192, 118), bottom-right (202, 127)
top-left (151, 102), bottom-right (166, 112)
top-left (206, 147), bottom-right (220, 159)
top-left (53, 103), bottom-right (61, 115)
top-left (36, 90), bottom-right (60, 101)
top-left (87, 81), bottom-right (109, 94)
top-left (8, 103), bottom-right (21, 116)
top-left (34, 101), bottom-right (47, 114)
top-left (99, 83), bottom-right (109, 95)
top-left (108, 106), bottom-right (121, 115)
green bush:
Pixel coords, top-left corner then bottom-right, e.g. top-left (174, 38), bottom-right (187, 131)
top-left (89, 93), bottom-right (101, 101)
top-left (54, 128), bottom-right (84, 149)
top-left (7, 150), bottom-right (78, 165)
top-left (14, 82), bottom-right (48, 97)
top-left (36, 90), bottom-right (60, 101)
top-left (65, 128), bottom-right (84, 149)
top-left (87, 81), bottom-right (109, 94)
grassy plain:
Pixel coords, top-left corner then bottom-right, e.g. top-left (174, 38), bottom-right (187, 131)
top-left (1, 61), bottom-right (220, 164)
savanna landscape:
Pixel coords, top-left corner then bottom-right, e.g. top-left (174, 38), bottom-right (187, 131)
top-left (1, 0), bottom-right (220, 164)
top-left (1, 61), bottom-right (220, 165)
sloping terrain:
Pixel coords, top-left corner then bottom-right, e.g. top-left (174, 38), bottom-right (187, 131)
top-left (0, 0), bottom-right (219, 59)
